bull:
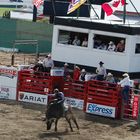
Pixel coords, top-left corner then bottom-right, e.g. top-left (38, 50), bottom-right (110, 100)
top-left (44, 102), bottom-right (79, 132)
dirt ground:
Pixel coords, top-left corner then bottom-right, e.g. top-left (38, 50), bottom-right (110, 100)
top-left (0, 100), bottom-right (140, 140)
top-left (0, 52), bottom-right (140, 140)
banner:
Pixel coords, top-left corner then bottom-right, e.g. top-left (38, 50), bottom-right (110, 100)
top-left (0, 66), bottom-right (18, 100)
top-left (102, 0), bottom-right (125, 16)
top-left (18, 91), bottom-right (48, 105)
top-left (132, 95), bottom-right (139, 119)
top-left (67, 0), bottom-right (86, 14)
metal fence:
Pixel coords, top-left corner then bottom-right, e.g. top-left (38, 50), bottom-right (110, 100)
top-left (0, 18), bottom-right (53, 53)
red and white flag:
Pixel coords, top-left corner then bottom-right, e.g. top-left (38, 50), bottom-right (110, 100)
top-left (33, 0), bottom-right (43, 8)
top-left (102, 0), bottom-right (125, 16)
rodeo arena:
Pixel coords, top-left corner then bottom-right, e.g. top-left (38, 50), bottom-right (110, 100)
top-left (0, 0), bottom-right (140, 140)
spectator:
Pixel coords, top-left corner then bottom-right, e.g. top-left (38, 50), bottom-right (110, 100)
top-left (96, 61), bottom-right (107, 81)
top-left (67, 37), bottom-right (72, 45)
top-left (72, 36), bottom-right (81, 46)
top-left (79, 69), bottom-right (86, 81)
top-left (73, 65), bottom-right (81, 81)
top-left (107, 41), bottom-right (116, 52)
top-left (105, 73), bottom-right (115, 83)
top-left (63, 63), bottom-right (70, 80)
top-left (116, 40), bottom-right (125, 52)
top-left (43, 54), bottom-right (54, 73)
top-left (33, 58), bottom-right (44, 72)
top-left (81, 37), bottom-right (88, 47)
top-left (97, 43), bottom-right (107, 50)
top-left (93, 37), bottom-right (102, 49)
top-left (118, 73), bottom-right (131, 104)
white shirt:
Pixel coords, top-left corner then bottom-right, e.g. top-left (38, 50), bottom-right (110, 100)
top-left (96, 66), bottom-right (106, 76)
top-left (108, 44), bottom-right (116, 51)
top-left (82, 41), bottom-right (88, 47)
top-left (118, 77), bottom-right (131, 87)
top-left (96, 66), bottom-right (106, 77)
top-left (72, 39), bottom-right (81, 46)
top-left (43, 58), bottom-right (54, 68)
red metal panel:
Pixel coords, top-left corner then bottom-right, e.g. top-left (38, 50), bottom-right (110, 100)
top-left (85, 80), bottom-right (121, 118)
top-left (17, 70), bottom-right (64, 96)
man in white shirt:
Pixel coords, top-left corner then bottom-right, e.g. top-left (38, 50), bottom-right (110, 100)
top-left (43, 54), bottom-right (54, 72)
top-left (118, 73), bottom-right (131, 104)
top-left (96, 61), bottom-right (107, 81)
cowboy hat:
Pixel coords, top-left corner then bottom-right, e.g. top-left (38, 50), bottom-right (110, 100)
top-left (99, 61), bottom-right (104, 65)
top-left (81, 69), bottom-right (86, 73)
top-left (109, 41), bottom-right (114, 44)
top-left (47, 54), bottom-right (51, 57)
top-left (75, 66), bottom-right (80, 69)
top-left (107, 73), bottom-right (113, 76)
top-left (122, 73), bottom-right (129, 77)
top-left (64, 63), bottom-right (68, 66)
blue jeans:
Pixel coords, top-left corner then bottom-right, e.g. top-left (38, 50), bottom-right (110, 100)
top-left (121, 86), bottom-right (130, 103)
top-left (96, 75), bottom-right (104, 81)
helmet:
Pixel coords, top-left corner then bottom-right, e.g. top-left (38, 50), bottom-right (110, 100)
top-left (54, 88), bottom-right (59, 93)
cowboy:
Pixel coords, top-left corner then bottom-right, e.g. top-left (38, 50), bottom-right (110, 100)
top-left (118, 73), bottom-right (131, 104)
top-left (105, 73), bottom-right (116, 83)
top-left (73, 65), bottom-right (81, 81)
top-left (96, 61), bottom-right (107, 81)
top-left (63, 63), bottom-right (70, 81)
top-left (49, 88), bottom-right (65, 105)
top-left (43, 88), bottom-right (65, 121)
top-left (79, 69), bottom-right (86, 81)
top-left (43, 54), bottom-right (54, 73)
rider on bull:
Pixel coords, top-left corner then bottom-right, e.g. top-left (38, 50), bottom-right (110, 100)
top-left (52, 88), bottom-right (65, 104)
top-left (47, 88), bottom-right (65, 107)
top-left (43, 88), bottom-right (65, 121)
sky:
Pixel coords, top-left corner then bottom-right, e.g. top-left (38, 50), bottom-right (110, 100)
top-left (122, 0), bottom-right (140, 12)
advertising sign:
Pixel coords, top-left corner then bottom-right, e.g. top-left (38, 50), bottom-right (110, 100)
top-left (0, 86), bottom-right (16, 100)
top-left (0, 66), bottom-right (18, 100)
top-left (86, 103), bottom-right (116, 118)
top-left (64, 97), bottom-right (84, 110)
top-left (0, 66), bottom-right (17, 79)
top-left (132, 95), bottom-right (139, 119)
top-left (18, 92), bottom-right (48, 105)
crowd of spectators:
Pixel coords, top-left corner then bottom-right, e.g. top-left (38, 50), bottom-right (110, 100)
top-left (67, 35), bottom-right (88, 47)
top-left (93, 37), bottom-right (125, 53)
top-left (66, 34), bottom-right (125, 53)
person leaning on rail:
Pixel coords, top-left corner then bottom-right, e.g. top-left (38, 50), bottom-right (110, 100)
top-left (105, 73), bottom-right (116, 83)
top-left (118, 73), bottom-right (131, 104)
top-left (79, 69), bottom-right (86, 81)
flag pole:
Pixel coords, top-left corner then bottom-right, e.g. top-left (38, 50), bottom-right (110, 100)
top-left (88, 0), bottom-right (99, 19)
top-left (123, 0), bottom-right (126, 24)
top-left (76, 8), bottom-right (80, 19)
